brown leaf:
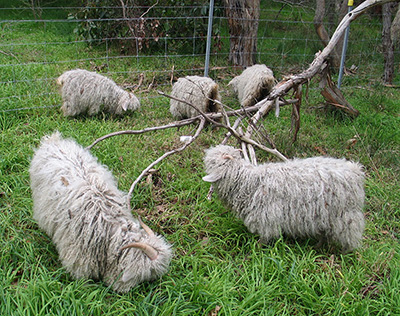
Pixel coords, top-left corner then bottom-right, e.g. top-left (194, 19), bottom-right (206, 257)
top-left (314, 146), bottom-right (327, 155)
top-left (209, 305), bottom-right (221, 316)
top-left (61, 176), bottom-right (69, 186)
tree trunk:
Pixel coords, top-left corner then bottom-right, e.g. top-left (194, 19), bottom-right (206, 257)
top-left (382, 3), bottom-right (395, 84)
top-left (391, 5), bottom-right (400, 45)
top-left (314, 0), bottom-right (339, 68)
top-left (223, 0), bottom-right (260, 67)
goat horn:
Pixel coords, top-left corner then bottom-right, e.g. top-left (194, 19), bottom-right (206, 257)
top-left (138, 216), bottom-right (155, 237)
top-left (222, 154), bottom-right (234, 160)
top-left (120, 242), bottom-right (158, 260)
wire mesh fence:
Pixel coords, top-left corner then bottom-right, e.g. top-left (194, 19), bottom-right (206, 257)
top-left (0, 1), bottom-right (398, 113)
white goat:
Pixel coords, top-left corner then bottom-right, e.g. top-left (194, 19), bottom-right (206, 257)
top-left (203, 145), bottom-right (365, 252)
top-left (228, 64), bottom-right (275, 107)
top-left (56, 69), bottom-right (140, 116)
top-left (170, 75), bottom-right (221, 119)
top-left (29, 132), bottom-right (172, 293)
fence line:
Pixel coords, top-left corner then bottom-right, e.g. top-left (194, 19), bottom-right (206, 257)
top-left (0, 3), bottom-right (397, 113)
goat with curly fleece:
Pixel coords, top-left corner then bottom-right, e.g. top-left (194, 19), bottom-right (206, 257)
top-left (170, 75), bottom-right (221, 119)
top-left (30, 132), bottom-right (172, 293)
top-left (228, 64), bottom-right (275, 107)
top-left (57, 69), bottom-right (140, 116)
top-left (203, 145), bottom-right (365, 252)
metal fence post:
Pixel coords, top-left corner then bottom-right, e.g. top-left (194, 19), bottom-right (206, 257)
top-left (204, 0), bottom-right (215, 77)
top-left (337, 0), bottom-right (354, 88)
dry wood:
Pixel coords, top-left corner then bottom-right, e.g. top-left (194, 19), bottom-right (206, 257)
top-left (157, 90), bottom-right (288, 161)
top-left (246, 0), bottom-right (399, 136)
top-left (126, 117), bottom-right (206, 211)
top-left (319, 67), bottom-right (360, 116)
top-left (314, 0), bottom-right (341, 68)
top-left (291, 84), bottom-right (302, 142)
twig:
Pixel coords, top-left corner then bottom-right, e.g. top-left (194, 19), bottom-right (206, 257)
top-left (222, 117), bottom-right (243, 145)
top-left (86, 97), bottom-right (294, 150)
top-left (86, 117), bottom-right (198, 150)
top-left (0, 49), bottom-right (19, 61)
top-left (133, 73), bottom-right (144, 92)
top-left (170, 65), bottom-right (175, 86)
top-left (140, 76), bottom-right (155, 93)
top-left (127, 117), bottom-right (206, 211)
top-left (140, 1), bottom-right (159, 18)
top-left (120, 0), bottom-right (135, 36)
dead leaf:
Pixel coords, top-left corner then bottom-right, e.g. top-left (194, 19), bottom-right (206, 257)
top-left (61, 176), bottom-right (69, 186)
top-left (209, 305), bottom-right (221, 316)
top-left (314, 146), bottom-right (327, 155)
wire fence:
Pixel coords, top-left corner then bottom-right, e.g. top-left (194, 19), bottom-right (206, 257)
top-left (0, 1), bottom-right (398, 113)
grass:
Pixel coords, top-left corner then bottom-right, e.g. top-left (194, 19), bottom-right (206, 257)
top-left (1, 1), bottom-right (400, 315)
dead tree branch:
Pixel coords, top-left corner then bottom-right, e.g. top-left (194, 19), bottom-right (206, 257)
top-left (86, 117), bottom-right (198, 150)
top-left (86, 97), bottom-right (296, 151)
top-left (247, 0), bottom-right (398, 135)
top-left (157, 90), bottom-right (288, 161)
top-left (126, 117), bottom-right (206, 212)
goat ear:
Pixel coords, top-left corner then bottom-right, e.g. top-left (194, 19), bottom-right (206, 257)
top-left (202, 174), bottom-right (221, 183)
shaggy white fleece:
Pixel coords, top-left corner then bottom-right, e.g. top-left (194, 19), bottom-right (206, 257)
top-left (170, 75), bottom-right (221, 119)
top-left (203, 145), bottom-right (365, 252)
top-left (57, 69), bottom-right (140, 116)
top-left (228, 64), bottom-right (275, 107)
top-left (30, 132), bottom-right (172, 292)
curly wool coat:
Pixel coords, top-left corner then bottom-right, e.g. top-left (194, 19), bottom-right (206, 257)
top-left (169, 75), bottom-right (221, 119)
top-left (203, 145), bottom-right (365, 252)
top-left (228, 64), bottom-right (275, 107)
top-left (57, 69), bottom-right (140, 116)
top-left (30, 132), bottom-right (172, 292)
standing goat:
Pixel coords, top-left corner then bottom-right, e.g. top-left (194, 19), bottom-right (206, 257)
top-left (169, 75), bottom-right (221, 119)
top-left (203, 145), bottom-right (365, 252)
top-left (29, 132), bottom-right (172, 293)
top-left (228, 64), bottom-right (275, 107)
top-left (57, 69), bottom-right (140, 116)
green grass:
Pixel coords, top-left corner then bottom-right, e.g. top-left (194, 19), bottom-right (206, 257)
top-left (1, 2), bottom-right (400, 315)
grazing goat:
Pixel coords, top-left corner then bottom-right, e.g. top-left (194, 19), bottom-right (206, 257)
top-left (170, 75), bottom-right (221, 119)
top-left (228, 64), bottom-right (275, 107)
top-left (30, 132), bottom-right (172, 292)
top-left (57, 69), bottom-right (140, 116)
top-left (203, 145), bottom-right (365, 252)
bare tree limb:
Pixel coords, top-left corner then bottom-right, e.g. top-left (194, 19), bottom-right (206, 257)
top-left (86, 0), bottom-right (398, 211)
top-left (246, 0), bottom-right (399, 137)
top-left (86, 117), bottom-right (198, 150)
top-left (126, 117), bottom-right (206, 211)
top-left (139, 1), bottom-right (159, 18)
top-left (86, 96), bottom-right (296, 151)
top-left (157, 90), bottom-right (288, 161)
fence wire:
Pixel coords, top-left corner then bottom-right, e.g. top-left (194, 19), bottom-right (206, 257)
top-left (0, 2), bottom-right (398, 113)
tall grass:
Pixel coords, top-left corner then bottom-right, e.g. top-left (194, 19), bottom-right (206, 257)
top-left (1, 2), bottom-right (399, 315)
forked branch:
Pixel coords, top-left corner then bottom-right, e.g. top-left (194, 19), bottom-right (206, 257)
top-left (126, 117), bottom-right (206, 212)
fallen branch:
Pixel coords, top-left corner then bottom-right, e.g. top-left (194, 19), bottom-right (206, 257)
top-left (319, 66), bottom-right (360, 116)
top-left (86, 97), bottom-right (295, 151)
top-left (157, 90), bottom-right (288, 161)
top-left (86, 117), bottom-right (198, 150)
top-left (127, 117), bottom-right (206, 211)
top-left (247, 0), bottom-right (398, 133)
